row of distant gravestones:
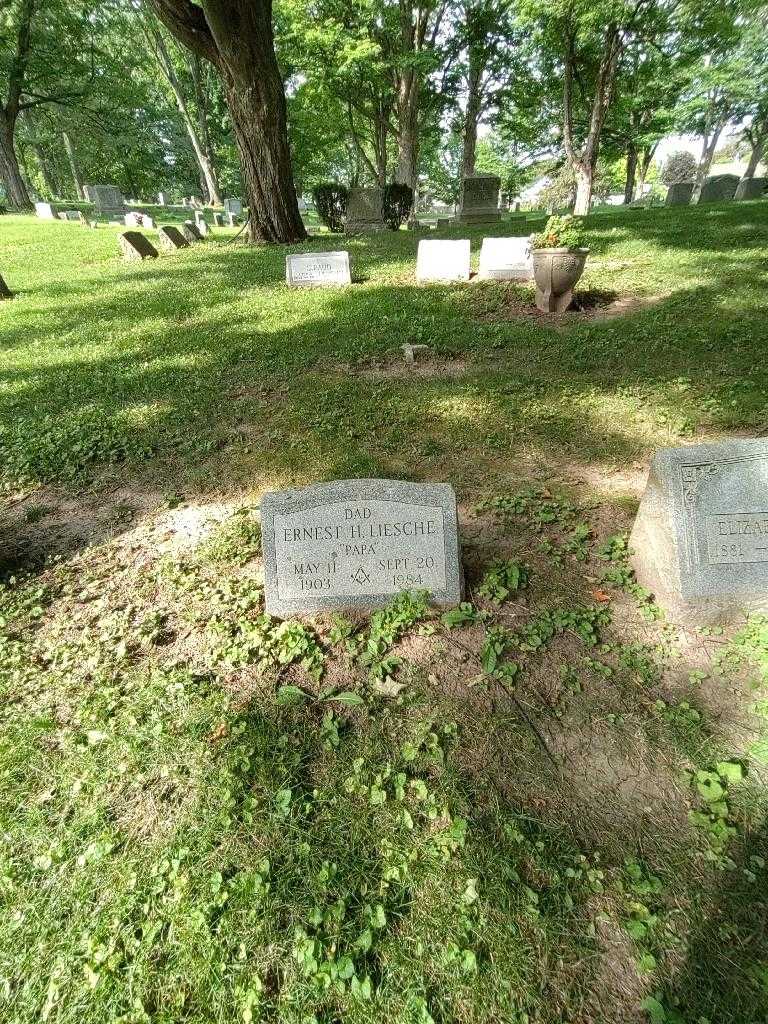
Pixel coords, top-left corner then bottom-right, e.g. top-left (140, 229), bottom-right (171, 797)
top-left (119, 222), bottom-right (211, 260)
top-left (666, 173), bottom-right (767, 205)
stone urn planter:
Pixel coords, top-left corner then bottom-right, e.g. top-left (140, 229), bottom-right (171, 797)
top-left (532, 247), bottom-right (589, 313)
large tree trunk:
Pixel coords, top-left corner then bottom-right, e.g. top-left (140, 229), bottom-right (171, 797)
top-left (150, 0), bottom-right (305, 244)
top-left (62, 131), bottom-right (84, 199)
top-left (573, 163), bottom-right (594, 216)
top-left (461, 66), bottom-right (482, 178)
top-left (624, 141), bottom-right (637, 204)
top-left (396, 83), bottom-right (419, 190)
top-left (0, 111), bottom-right (32, 209)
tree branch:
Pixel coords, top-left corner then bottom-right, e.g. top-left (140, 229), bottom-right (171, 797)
top-left (146, 0), bottom-right (218, 64)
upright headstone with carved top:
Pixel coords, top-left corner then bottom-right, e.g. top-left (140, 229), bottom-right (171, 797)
top-left (345, 186), bottom-right (386, 233)
top-left (459, 174), bottom-right (501, 224)
top-left (630, 439), bottom-right (768, 622)
top-left (261, 479), bottom-right (462, 615)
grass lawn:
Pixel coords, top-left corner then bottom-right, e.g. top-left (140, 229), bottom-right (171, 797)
top-left (1, 203), bottom-right (768, 1024)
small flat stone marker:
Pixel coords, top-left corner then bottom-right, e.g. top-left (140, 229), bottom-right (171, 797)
top-left (630, 438), bottom-right (768, 622)
top-left (478, 236), bottom-right (532, 280)
top-left (119, 231), bottom-right (158, 261)
top-left (286, 251), bottom-right (351, 287)
top-left (158, 225), bottom-right (190, 251)
top-left (416, 239), bottom-right (471, 283)
top-left (402, 343), bottom-right (430, 365)
top-left (261, 479), bottom-right (462, 616)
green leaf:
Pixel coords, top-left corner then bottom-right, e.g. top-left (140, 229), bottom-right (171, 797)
top-left (715, 760), bottom-right (745, 784)
top-left (275, 685), bottom-right (309, 705)
top-left (325, 690), bottom-right (365, 706)
top-left (640, 995), bottom-right (666, 1023)
top-left (637, 952), bottom-right (657, 973)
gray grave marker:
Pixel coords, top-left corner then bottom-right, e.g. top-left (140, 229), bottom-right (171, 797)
top-left (119, 231), bottom-right (158, 261)
top-left (416, 239), bottom-right (471, 283)
top-left (345, 186), bottom-right (386, 233)
top-left (224, 197), bottom-right (243, 217)
top-left (459, 174), bottom-right (501, 224)
top-left (478, 236), bottom-right (532, 280)
top-left (630, 438), bottom-right (768, 622)
top-left (182, 220), bottom-right (202, 243)
top-left (157, 225), bottom-right (190, 251)
top-left (286, 251), bottom-right (351, 287)
top-left (213, 212), bottom-right (224, 227)
top-left (261, 479), bottom-right (462, 615)
top-left (665, 182), bottom-right (693, 206)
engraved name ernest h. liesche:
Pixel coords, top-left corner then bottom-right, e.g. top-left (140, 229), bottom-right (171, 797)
top-left (273, 500), bottom-right (447, 599)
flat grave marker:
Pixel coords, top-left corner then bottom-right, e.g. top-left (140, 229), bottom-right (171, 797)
top-left (157, 225), bottom-right (189, 251)
top-left (119, 231), bottom-right (158, 261)
top-left (478, 236), bottom-right (532, 280)
top-left (261, 479), bottom-right (462, 616)
top-left (630, 438), bottom-right (768, 622)
top-left (416, 239), bottom-right (471, 283)
top-left (286, 251), bottom-right (351, 287)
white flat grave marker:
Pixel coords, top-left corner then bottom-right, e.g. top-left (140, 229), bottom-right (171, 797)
top-left (416, 239), bottom-right (471, 283)
top-left (479, 236), bottom-right (532, 280)
top-left (261, 479), bottom-right (462, 615)
top-left (286, 251), bottom-right (351, 287)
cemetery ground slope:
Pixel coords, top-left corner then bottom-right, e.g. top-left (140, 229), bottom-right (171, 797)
top-left (1, 204), bottom-right (768, 1023)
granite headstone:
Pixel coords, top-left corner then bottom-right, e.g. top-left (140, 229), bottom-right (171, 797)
top-left (119, 231), bottom-right (158, 261)
top-left (34, 202), bottom-right (57, 219)
top-left (182, 220), bottom-right (202, 243)
top-left (459, 174), bottom-right (501, 224)
top-left (224, 197), bottom-right (243, 217)
top-left (478, 236), bottom-right (532, 280)
top-left (261, 479), bottom-right (462, 615)
top-left (699, 174), bottom-right (740, 203)
top-left (157, 225), bottom-right (189, 251)
top-left (734, 177), bottom-right (767, 201)
top-left (630, 438), bottom-right (768, 622)
top-left (286, 251), bottom-right (351, 287)
top-left (665, 182), bottom-right (693, 206)
top-left (416, 239), bottom-right (471, 283)
top-left (345, 186), bottom-right (386, 233)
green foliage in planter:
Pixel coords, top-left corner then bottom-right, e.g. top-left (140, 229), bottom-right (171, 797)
top-left (382, 182), bottom-right (413, 230)
top-left (530, 214), bottom-right (585, 250)
top-left (312, 182), bottom-right (349, 233)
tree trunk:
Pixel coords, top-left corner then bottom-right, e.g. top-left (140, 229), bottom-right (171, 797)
top-left (0, 110), bottom-right (32, 209)
top-left (62, 131), bottom-right (84, 199)
top-left (396, 89), bottom-right (419, 190)
top-left (189, 52), bottom-right (222, 204)
top-left (562, 23), bottom-right (621, 219)
top-left (573, 163), bottom-right (594, 216)
top-left (149, 0), bottom-right (305, 244)
top-left (692, 122), bottom-right (724, 203)
top-left (461, 67), bottom-right (482, 178)
top-left (635, 145), bottom-right (655, 201)
top-left (624, 141), bottom-right (637, 204)
top-left (742, 122), bottom-right (767, 180)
